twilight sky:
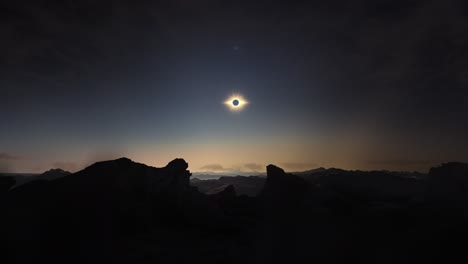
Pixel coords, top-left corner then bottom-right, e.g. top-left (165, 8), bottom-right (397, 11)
top-left (1, 0), bottom-right (467, 173)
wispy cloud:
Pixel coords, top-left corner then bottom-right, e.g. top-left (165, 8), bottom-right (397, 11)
top-left (243, 163), bottom-right (263, 171)
top-left (199, 164), bottom-right (229, 172)
top-left (0, 153), bottom-right (21, 160)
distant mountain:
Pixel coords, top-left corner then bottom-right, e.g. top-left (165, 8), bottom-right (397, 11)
top-left (298, 168), bottom-right (426, 203)
top-left (191, 167), bottom-right (426, 200)
top-left (39, 168), bottom-right (71, 180)
top-left (190, 173), bottom-right (224, 180)
top-left (191, 175), bottom-right (266, 196)
top-left (192, 171), bottom-right (266, 179)
top-left (289, 167), bottom-right (327, 175)
top-left (10, 168), bottom-right (71, 189)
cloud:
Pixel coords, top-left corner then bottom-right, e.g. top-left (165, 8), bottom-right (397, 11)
top-left (280, 162), bottom-right (317, 171)
top-left (199, 164), bottom-right (227, 172)
top-left (0, 153), bottom-right (21, 160)
top-left (243, 163), bottom-right (263, 171)
top-left (52, 161), bottom-right (78, 172)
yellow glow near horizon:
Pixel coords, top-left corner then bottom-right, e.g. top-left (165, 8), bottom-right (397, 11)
top-left (224, 94), bottom-right (248, 112)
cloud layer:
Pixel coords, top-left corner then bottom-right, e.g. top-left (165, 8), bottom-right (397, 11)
top-left (0, 153), bottom-right (21, 160)
top-left (199, 164), bottom-right (228, 172)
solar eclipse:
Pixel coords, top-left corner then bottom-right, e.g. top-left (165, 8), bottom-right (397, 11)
top-left (224, 94), bottom-right (248, 112)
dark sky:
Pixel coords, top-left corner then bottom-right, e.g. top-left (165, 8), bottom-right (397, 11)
top-left (1, 0), bottom-right (467, 173)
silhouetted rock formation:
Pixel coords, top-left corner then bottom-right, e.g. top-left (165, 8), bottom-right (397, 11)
top-left (40, 168), bottom-right (71, 179)
top-left (3, 158), bottom-right (468, 264)
top-left (426, 162), bottom-right (468, 211)
top-left (2, 158), bottom-right (242, 264)
top-left (259, 164), bottom-right (313, 213)
top-left (262, 165), bottom-right (309, 196)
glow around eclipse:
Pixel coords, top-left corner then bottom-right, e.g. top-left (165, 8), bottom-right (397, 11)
top-left (224, 94), bottom-right (248, 112)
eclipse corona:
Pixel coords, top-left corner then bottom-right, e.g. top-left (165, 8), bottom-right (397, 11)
top-left (224, 94), bottom-right (248, 112)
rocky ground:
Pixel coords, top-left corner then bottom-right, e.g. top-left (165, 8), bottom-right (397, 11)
top-left (1, 158), bottom-right (468, 263)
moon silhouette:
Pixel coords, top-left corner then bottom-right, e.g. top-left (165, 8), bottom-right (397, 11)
top-left (224, 94), bottom-right (248, 112)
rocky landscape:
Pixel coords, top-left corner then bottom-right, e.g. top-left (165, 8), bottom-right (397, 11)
top-left (1, 158), bottom-right (468, 263)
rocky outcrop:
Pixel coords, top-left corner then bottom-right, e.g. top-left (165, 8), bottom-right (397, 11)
top-left (260, 164), bottom-right (310, 204)
top-left (427, 162), bottom-right (468, 186)
top-left (2, 158), bottom-right (234, 263)
top-left (191, 176), bottom-right (266, 196)
top-left (426, 162), bottom-right (468, 203)
top-left (48, 157), bottom-right (193, 201)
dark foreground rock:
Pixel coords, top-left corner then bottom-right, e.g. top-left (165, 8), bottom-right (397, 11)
top-left (1, 158), bottom-right (245, 264)
top-left (0, 176), bottom-right (15, 194)
top-left (2, 158), bottom-right (468, 264)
